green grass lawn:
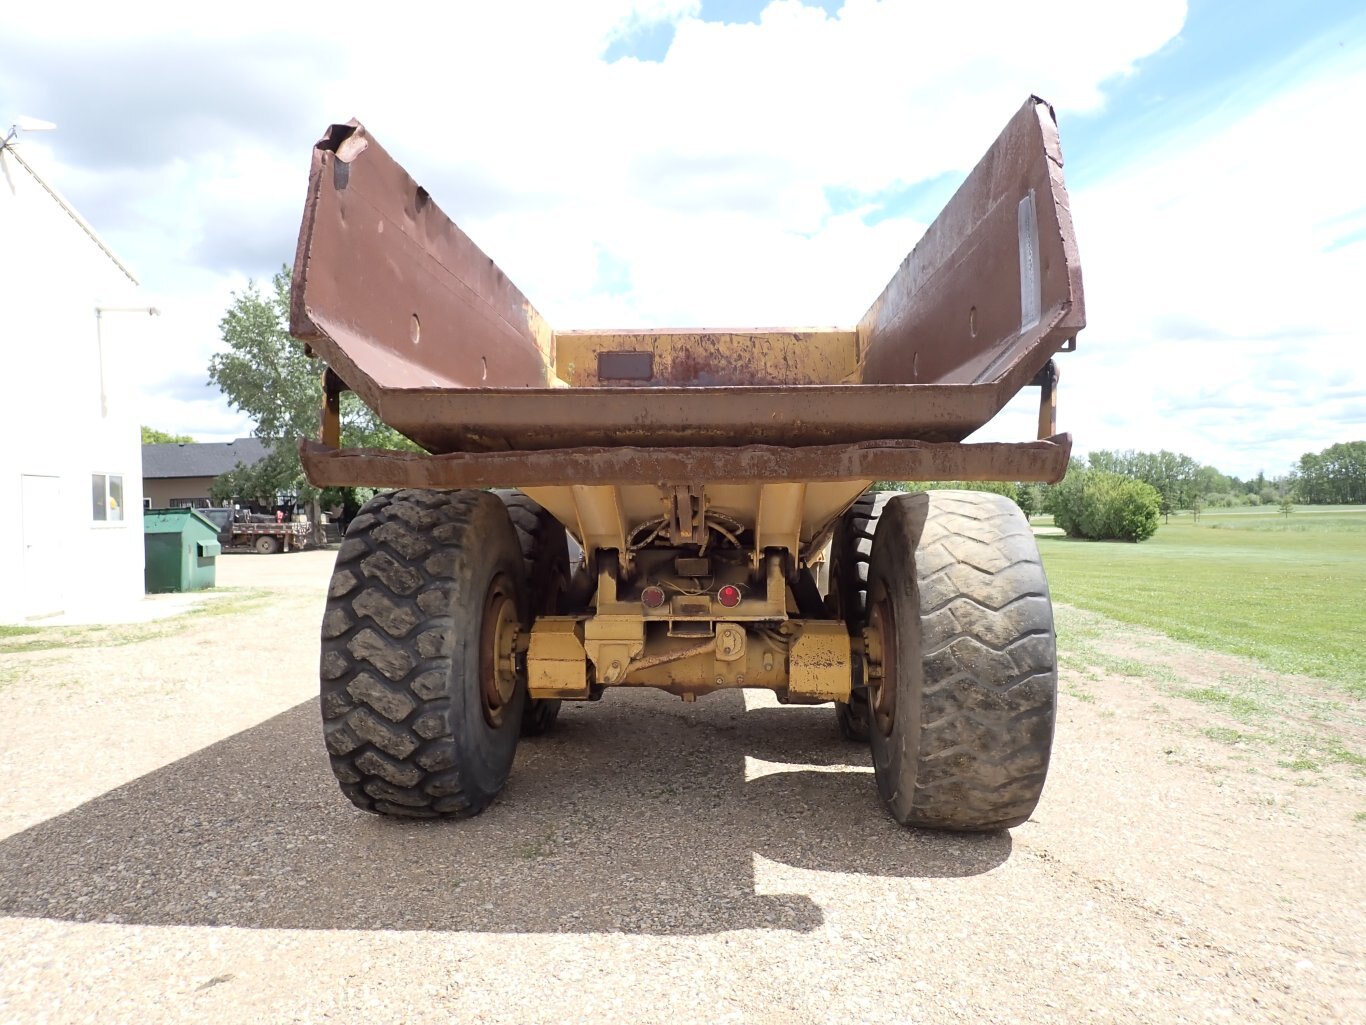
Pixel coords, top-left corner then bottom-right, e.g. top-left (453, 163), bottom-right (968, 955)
top-left (1035, 505), bottom-right (1366, 696)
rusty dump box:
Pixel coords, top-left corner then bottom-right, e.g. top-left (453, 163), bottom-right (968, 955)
top-left (291, 96), bottom-right (1084, 499)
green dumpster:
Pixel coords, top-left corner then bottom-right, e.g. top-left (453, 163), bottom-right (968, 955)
top-left (144, 508), bottom-right (221, 593)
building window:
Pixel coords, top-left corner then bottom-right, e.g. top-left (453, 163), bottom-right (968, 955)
top-left (169, 497), bottom-right (210, 509)
top-left (92, 473), bottom-right (124, 522)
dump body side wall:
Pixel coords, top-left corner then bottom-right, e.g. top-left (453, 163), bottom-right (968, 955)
top-left (858, 98), bottom-right (1084, 393)
top-left (290, 121), bottom-right (559, 408)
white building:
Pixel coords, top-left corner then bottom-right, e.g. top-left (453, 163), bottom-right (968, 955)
top-left (0, 129), bottom-right (152, 621)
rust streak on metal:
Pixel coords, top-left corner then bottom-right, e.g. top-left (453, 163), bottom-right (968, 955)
top-left (370, 380), bottom-right (1028, 453)
top-left (300, 435), bottom-right (1072, 490)
top-left (558, 329), bottom-right (858, 388)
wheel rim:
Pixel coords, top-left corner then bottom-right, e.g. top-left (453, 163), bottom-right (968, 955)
top-left (479, 574), bottom-right (520, 728)
top-left (868, 593), bottom-right (898, 736)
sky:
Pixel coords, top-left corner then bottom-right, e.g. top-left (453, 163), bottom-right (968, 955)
top-left (2, 0), bottom-right (1363, 480)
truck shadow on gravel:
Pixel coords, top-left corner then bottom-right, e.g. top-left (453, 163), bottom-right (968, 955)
top-left (0, 689), bottom-right (1009, 934)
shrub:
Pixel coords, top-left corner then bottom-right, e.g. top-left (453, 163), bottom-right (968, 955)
top-left (1049, 469), bottom-right (1088, 536)
top-left (1051, 468), bottom-right (1160, 542)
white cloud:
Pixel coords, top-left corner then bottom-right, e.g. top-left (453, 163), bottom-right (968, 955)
top-left (1020, 47), bottom-right (1366, 477)
top-left (43, 0), bottom-right (1362, 476)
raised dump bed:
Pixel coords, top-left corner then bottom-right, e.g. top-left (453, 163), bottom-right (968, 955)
top-left (292, 96), bottom-right (1085, 832)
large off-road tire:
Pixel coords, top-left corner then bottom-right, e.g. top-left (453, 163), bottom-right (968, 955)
top-left (865, 490), bottom-right (1056, 831)
top-left (829, 491), bottom-right (899, 741)
top-left (319, 489), bottom-right (528, 818)
top-left (493, 490), bottom-right (570, 736)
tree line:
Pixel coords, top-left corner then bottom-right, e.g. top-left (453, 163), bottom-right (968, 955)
top-left (1290, 442), bottom-right (1366, 505)
top-left (1071, 443), bottom-right (1364, 513)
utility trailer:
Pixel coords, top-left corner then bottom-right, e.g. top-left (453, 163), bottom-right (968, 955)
top-left (292, 96), bottom-right (1085, 831)
top-left (227, 520), bottom-right (311, 555)
top-left (200, 508), bottom-right (312, 554)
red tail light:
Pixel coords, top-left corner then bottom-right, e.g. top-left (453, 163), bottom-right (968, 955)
top-left (641, 585), bottom-right (667, 609)
top-left (717, 584), bottom-right (742, 608)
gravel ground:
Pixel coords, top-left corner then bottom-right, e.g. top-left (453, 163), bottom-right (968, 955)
top-left (1, 549), bottom-right (1363, 1024)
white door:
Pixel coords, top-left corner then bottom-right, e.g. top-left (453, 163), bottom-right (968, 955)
top-left (21, 475), bottom-right (64, 618)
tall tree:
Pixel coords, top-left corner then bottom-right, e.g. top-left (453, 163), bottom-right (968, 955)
top-left (1293, 441), bottom-right (1366, 504)
top-left (1120, 449), bottom-right (1199, 519)
top-left (141, 426), bottom-right (195, 444)
top-left (207, 266), bottom-right (415, 528)
top-left (1194, 463), bottom-right (1235, 497)
top-left (1087, 449), bottom-right (1139, 476)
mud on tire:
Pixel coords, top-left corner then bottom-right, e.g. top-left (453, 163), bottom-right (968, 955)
top-left (866, 490), bottom-right (1056, 831)
top-left (319, 488), bottom-right (527, 818)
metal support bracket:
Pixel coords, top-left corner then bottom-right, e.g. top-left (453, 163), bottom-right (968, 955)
top-left (666, 484), bottom-right (704, 545)
top-left (321, 367), bottom-right (348, 449)
top-left (582, 564), bottom-right (645, 684)
top-left (1032, 358), bottom-right (1059, 440)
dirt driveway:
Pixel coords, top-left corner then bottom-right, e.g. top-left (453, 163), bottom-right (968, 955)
top-left (1, 550), bottom-right (1362, 1024)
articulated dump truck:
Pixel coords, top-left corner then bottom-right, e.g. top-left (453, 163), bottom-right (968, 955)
top-left (290, 96), bottom-right (1085, 831)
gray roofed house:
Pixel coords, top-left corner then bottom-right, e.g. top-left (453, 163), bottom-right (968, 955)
top-left (142, 437), bottom-right (271, 509)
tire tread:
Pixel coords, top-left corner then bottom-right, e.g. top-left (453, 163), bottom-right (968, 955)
top-left (320, 489), bottom-right (510, 819)
top-left (870, 490), bottom-right (1056, 831)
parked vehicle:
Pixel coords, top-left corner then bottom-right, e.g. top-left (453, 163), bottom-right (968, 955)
top-left (289, 96), bottom-right (1085, 830)
top-left (198, 506), bottom-right (310, 554)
